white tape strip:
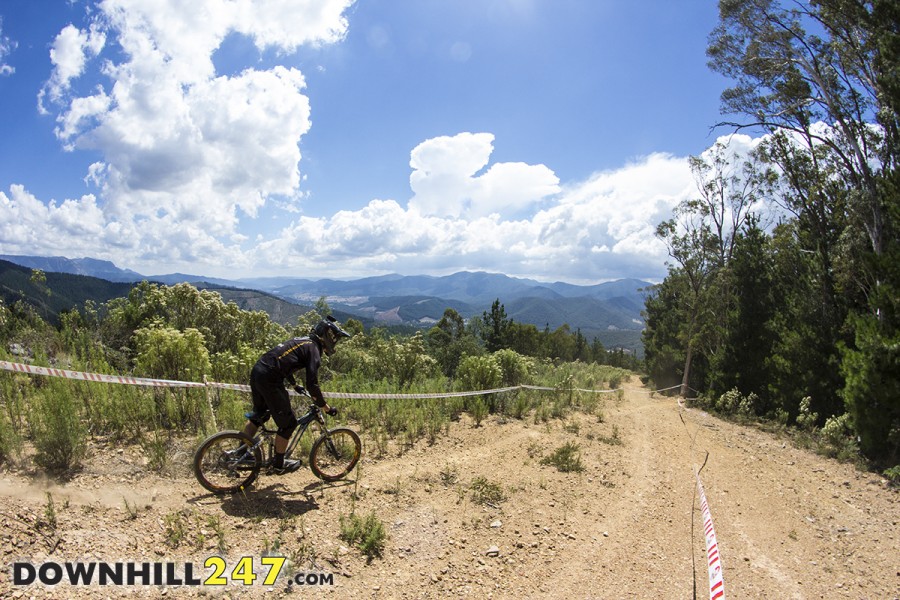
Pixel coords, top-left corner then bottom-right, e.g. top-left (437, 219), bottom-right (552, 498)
top-left (324, 386), bottom-right (522, 400)
top-left (0, 360), bottom-right (206, 388)
top-left (696, 473), bottom-right (726, 600)
top-left (206, 381), bottom-right (251, 392)
top-left (0, 360), bottom-right (620, 399)
top-left (520, 384), bottom-right (621, 394)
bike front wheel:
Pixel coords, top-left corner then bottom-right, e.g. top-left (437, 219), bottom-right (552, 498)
top-left (193, 431), bottom-right (262, 494)
top-left (309, 428), bottom-right (361, 482)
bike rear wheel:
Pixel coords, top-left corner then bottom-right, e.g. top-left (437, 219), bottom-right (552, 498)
top-left (193, 431), bottom-right (262, 494)
top-left (309, 428), bottom-right (361, 482)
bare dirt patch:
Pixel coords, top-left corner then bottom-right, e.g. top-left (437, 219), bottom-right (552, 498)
top-left (1, 379), bottom-right (898, 599)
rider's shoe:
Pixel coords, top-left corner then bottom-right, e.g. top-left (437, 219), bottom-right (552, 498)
top-left (271, 458), bottom-right (301, 475)
top-left (224, 448), bottom-right (256, 467)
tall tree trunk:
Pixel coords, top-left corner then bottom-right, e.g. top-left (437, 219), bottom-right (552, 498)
top-left (681, 340), bottom-right (694, 397)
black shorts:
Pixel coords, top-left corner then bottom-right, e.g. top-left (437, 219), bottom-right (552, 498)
top-left (249, 363), bottom-right (295, 432)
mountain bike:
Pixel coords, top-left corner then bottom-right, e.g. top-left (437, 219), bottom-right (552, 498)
top-left (193, 400), bottom-right (362, 494)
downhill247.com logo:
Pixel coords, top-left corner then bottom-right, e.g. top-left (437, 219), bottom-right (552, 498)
top-left (11, 558), bottom-right (333, 588)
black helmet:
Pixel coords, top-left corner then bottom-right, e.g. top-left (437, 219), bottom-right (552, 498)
top-left (312, 316), bottom-right (351, 355)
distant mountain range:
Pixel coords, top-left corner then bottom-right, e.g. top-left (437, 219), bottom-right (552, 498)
top-left (0, 254), bottom-right (654, 352)
top-left (0, 255), bottom-right (144, 283)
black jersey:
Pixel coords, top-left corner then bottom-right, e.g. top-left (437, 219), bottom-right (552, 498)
top-left (257, 337), bottom-right (324, 404)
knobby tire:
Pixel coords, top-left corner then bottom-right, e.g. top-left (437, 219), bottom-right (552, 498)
top-left (193, 431), bottom-right (261, 494)
top-left (309, 427), bottom-right (361, 482)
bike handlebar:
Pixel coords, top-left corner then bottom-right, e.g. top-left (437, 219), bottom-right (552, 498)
top-left (294, 386), bottom-right (336, 416)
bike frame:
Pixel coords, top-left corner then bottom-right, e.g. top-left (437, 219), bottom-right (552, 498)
top-left (251, 405), bottom-right (328, 465)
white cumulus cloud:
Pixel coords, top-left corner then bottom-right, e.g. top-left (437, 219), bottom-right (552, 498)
top-left (1, 124), bottom-right (707, 282)
top-left (31, 0), bottom-right (354, 272)
top-left (1, 185), bottom-right (114, 254)
top-left (42, 23), bottom-right (106, 106)
top-left (409, 132), bottom-right (560, 218)
top-left (3, 2), bottom-right (763, 284)
top-left (249, 139), bottom-right (697, 282)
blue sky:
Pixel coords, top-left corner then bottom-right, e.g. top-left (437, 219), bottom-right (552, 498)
top-left (0, 0), bottom-right (744, 283)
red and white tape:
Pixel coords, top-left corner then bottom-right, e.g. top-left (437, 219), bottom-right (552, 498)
top-left (696, 473), bottom-right (726, 600)
top-left (206, 381), bottom-right (251, 392)
top-left (0, 360), bottom-right (206, 388)
top-left (0, 360), bottom-right (620, 399)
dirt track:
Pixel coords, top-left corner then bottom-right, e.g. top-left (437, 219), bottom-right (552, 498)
top-left (1, 380), bottom-right (898, 599)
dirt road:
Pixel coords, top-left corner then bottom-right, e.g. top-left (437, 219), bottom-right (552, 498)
top-left (1, 381), bottom-right (897, 598)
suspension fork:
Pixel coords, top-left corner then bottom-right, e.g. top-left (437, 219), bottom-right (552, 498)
top-left (315, 409), bottom-right (328, 431)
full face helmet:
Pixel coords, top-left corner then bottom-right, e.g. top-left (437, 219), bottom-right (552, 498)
top-left (312, 316), bottom-right (351, 355)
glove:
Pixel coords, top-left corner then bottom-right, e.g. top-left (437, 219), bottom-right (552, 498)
top-left (293, 385), bottom-right (308, 396)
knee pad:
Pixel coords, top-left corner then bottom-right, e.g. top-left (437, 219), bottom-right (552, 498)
top-left (274, 409), bottom-right (298, 438)
top-left (276, 420), bottom-right (297, 439)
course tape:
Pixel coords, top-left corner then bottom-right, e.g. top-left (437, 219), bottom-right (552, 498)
top-left (695, 472), bottom-right (726, 600)
top-left (0, 360), bottom-right (621, 399)
top-left (633, 383), bottom-right (682, 395)
top-left (0, 360), bottom-right (206, 389)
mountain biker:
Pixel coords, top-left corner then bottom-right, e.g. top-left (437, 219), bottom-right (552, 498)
top-left (238, 316), bottom-right (351, 474)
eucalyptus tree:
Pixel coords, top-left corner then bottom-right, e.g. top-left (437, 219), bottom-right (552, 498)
top-left (426, 308), bottom-right (482, 377)
top-left (708, 0), bottom-right (895, 261)
top-left (655, 202), bottom-right (719, 396)
top-left (708, 0), bottom-right (899, 459)
top-left (642, 274), bottom-right (696, 392)
top-left (714, 216), bottom-right (778, 405)
top-left (653, 137), bottom-right (771, 396)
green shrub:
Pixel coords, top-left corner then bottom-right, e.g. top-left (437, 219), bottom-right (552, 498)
top-left (883, 465), bottom-right (900, 486)
top-left (492, 349), bottom-right (533, 386)
top-left (469, 476), bottom-right (506, 505)
top-left (550, 397), bottom-right (570, 420)
top-left (134, 325), bottom-right (210, 383)
top-left (533, 402), bottom-right (551, 424)
top-left (370, 426), bottom-right (389, 457)
top-left (424, 406), bottom-right (448, 444)
top-left (738, 392), bottom-right (760, 417)
top-left (339, 511), bottom-right (386, 560)
top-left (818, 413), bottom-right (858, 460)
top-left (140, 426), bottom-right (173, 473)
top-left (214, 392), bottom-right (250, 431)
top-left (540, 441), bottom-right (584, 473)
top-left (0, 374), bottom-right (25, 462)
top-left (510, 393), bottom-right (531, 419)
top-left (332, 331), bottom-right (439, 388)
top-left (134, 325), bottom-right (211, 430)
top-left (821, 413), bottom-right (851, 446)
top-left (715, 388), bottom-right (742, 414)
top-left (608, 373), bottom-right (624, 389)
top-left (86, 383), bottom-right (154, 441)
top-left (598, 424), bottom-right (622, 446)
top-left (41, 492), bottom-right (58, 531)
top-left (0, 411), bottom-right (19, 464)
top-left (1, 373), bottom-right (29, 431)
top-left (30, 384), bottom-right (87, 471)
top-left (468, 397), bottom-right (488, 426)
top-left (456, 355), bottom-right (502, 392)
top-left (209, 344), bottom-right (259, 386)
top-left (402, 409), bottom-right (425, 448)
top-left (163, 510), bottom-right (191, 548)
top-left (772, 408), bottom-right (790, 426)
top-left (795, 396), bottom-right (818, 431)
